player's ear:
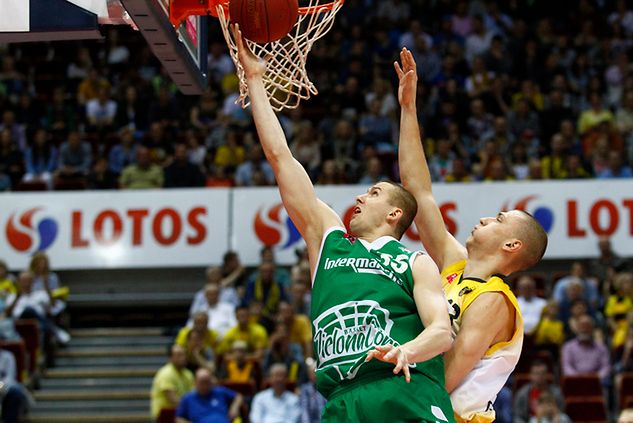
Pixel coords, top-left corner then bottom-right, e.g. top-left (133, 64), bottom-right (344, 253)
top-left (502, 239), bottom-right (522, 253)
top-left (387, 208), bottom-right (402, 223)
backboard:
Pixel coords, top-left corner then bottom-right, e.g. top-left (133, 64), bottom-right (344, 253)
top-left (119, 0), bottom-right (208, 94)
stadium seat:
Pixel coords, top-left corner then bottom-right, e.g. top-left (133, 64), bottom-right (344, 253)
top-left (0, 340), bottom-right (27, 383)
top-left (561, 374), bottom-right (603, 398)
top-left (15, 180), bottom-right (48, 191)
top-left (156, 407), bottom-right (176, 423)
top-left (15, 319), bottom-right (40, 377)
top-left (564, 396), bottom-right (607, 423)
top-left (513, 372), bottom-right (554, 392)
top-left (620, 372), bottom-right (633, 409)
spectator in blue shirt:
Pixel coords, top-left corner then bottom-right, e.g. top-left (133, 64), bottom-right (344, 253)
top-left (176, 367), bottom-right (242, 423)
top-left (598, 150), bottom-right (633, 178)
top-left (108, 128), bottom-right (137, 175)
top-left (56, 131), bottom-right (92, 181)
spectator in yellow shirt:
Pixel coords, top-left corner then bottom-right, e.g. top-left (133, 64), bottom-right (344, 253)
top-left (175, 312), bottom-right (219, 352)
top-left (218, 305), bottom-right (268, 359)
top-left (150, 345), bottom-right (194, 418)
top-left (0, 260), bottom-right (16, 304)
top-left (218, 340), bottom-right (258, 385)
top-left (534, 300), bottom-right (565, 360)
top-left (578, 92), bottom-right (614, 136)
top-left (606, 272), bottom-right (633, 349)
top-left (277, 302), bottom-right (312, 358)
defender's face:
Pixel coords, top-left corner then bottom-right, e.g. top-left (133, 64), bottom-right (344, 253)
top-left (466, 210), bottom-right (525, 253)
top-left (349, 183), bottom-right (397, 237)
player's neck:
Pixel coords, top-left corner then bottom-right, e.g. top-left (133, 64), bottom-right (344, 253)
top-left (463, 255), bottom-right (505, 281)
top-left (355, 227), bottom-right (397, 244)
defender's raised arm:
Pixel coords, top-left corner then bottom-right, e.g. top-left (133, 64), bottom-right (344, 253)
top-left (395, 48), bottom-right (466, 271)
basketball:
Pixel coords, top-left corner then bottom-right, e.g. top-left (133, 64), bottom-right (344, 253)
top-left (229, 0), bottom-right (299, 43)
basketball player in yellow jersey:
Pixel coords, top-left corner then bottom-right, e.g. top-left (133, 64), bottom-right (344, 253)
top-left (395, 48), bottom-right (548, 423)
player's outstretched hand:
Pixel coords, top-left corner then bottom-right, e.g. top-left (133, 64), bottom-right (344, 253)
top-left (394, 47), bottom-right (418, 110)
top-left (231, 24), bottom-right (266, 79)
top-left (365, 344), bottom-right (411, 383)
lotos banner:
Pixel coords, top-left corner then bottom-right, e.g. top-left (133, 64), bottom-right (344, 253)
top-left (1, 180), bottom-right (631, 269)
top-left (0, 189), bottom-right (229, 270)
top-left (233, 180), bottom-right (633, 265)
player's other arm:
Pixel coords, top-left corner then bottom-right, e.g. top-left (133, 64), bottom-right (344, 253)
top-left (443, 292), bottom-right (513, 393)
top-left (395, 49), bottom-right (466, 270)
top-left (233, 25), bottom-right (341, 269)
top-left (366, 254), bottom-right (452, 382)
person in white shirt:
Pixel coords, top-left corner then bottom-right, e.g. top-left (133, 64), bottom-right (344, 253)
top-left (188, 284), bottom-right (236, 338)
top-left (0, 347), bottom-right (30, 422)
top-left (516, 275), bottom-right (547, 334)
top-left (189, 266), bottom-right (241, 314)
top-left (250, 363), bottom-right (300, 423)
top-left (6, 271), bottom-right (50, 321)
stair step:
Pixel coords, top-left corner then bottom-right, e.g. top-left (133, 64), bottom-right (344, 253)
top-left (34, 390), bottom-right (149, 401)
top-left (40, 377), bottom-right (153, 390)
top-left (27, 413), bottom-right (151, 423)
top-left (30, 399), bottom-right (149, 412)
top-left (58, 346), bottom-right (166, 358)
top-left (56, 355), bottom-right (165, 367)
top-left (70, 328), bottom-right (163, 338)
top-left (69, 335), bottom-right (172, 348)
top-left (45, 367), bottom-right (158, 378)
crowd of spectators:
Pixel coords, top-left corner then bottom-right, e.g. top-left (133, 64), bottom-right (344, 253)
top-left (145, 234), bottom-right (633, 423)
top-left (0, 1), bottom-right (633, 191)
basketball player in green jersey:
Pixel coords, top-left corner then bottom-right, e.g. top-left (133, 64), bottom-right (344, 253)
top-left (232, 25), bottom-right (455, 423)
top-left (396, 48), bottom-right (548, 423)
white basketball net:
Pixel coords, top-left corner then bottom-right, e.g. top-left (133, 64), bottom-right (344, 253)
top-left (217, 0), bottom-right (345, 111)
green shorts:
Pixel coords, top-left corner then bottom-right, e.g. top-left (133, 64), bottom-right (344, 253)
top-left (322, 373), bottom-right (455, 423)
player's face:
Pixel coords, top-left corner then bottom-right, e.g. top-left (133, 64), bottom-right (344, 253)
top-left (466, 210), bottom-right (524, 253)
top-left (349, 182), bottom-right (397, 236)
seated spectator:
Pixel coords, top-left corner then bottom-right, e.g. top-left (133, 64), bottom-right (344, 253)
top-left (299, 361), bottom-right (326, 423)
top-left (56, 131), bottom-right (91, 182)
top-left (0, 260), bottom-right (16, 308)
top-left (514, 360), bottom-right (565, 423)
top-left (561, 154), bottom-right (591, 179)
top-left (615, 311), bottom-right (633, 375)
top-left (429, 139), bottom-right (455, 181)
top-left (247, 247), bottom-right (290, 288)
top-left (516, 276), bottom-right (547, 334)
top-left (221, 251), bottom-right (248, 293)
top-left (358, 100), bottom-right (393, 153)
top-left (183, 329), bottom-right (216, 373)
top-left (358, 157), bottom-right (389, 185)
top-left (176, 312), bottom-right (218, 371)
top-left (6, 271), bottom-right (52, 335)
top-left (151, 345), bottom-right (194, 420)
top-left (85, 86), bottom-right (117, 133)
top-left (553, 261), bottom-right (600, 307)
top-left (590, 236), bottom-right (626, 292)
top-left (217, 340), bottom-right (257, 385)
top-left (188, 284), bottom-right (236, 338)
top-left (250, 363), bottom-right (301, 423)
top-left (445, 158), bottom-right (473, 183)
top-left (534, 301), bottom-right (565, 358)
top-left (245, 262), bottom-right (288, 331)
top-left (540, 133), bottom-right (568, 179)
top-left (217, 305), bottom-right (268, 358)
top-left (88, 157), bottom-right (118, 189)
top-left (606, 272), bottom-right (633, 351)
top-left (43, 87), bottom-right (77, 136)
top-left (176, 367), bottom-right (242, 423)
top-left (0, 129), bottom-right (24, 189)
top-left (108, 128), bottom-right (137, 175)
top-left (119, 146), bottom-right (164, 189)
top-left (262, 323), bottom-right (306, 385)
top-left (528, 391), bottom-right (571, 423)
top-left (77, 68), bottom-right (110, 105)
top-left (578, 91), bottom-right (614, 137)
top-left (164, 143), bottom-right (205, 188)
top-left (277, 302), bottom-right (312, 358)
top-left (234, 145), bottom-right (274, 187)
top-left (30, 251), bottom-right (67, 318)
top-left (561, 315), bottom-right (610, 383)
top-left (288, 266), bottom-right (311, 316)
top-left (0, 347), bottom-right (30, 423)
top-left (598, 150), bottom-right (633, 178)
top-left (23, 128), bottom-right (57, 189)
top-left (214, 130), bottom-right (245, 171)
top-left (190, 266), bottom-right (242, 315)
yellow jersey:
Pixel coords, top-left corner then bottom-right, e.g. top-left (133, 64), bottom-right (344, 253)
top-left (442, 260), bottom-right (524, 423)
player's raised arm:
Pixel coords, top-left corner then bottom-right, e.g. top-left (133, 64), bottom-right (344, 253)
top-left (395, 49), bottom-right (466, 270)
top-left (366, 254), bottom-right (452, 382)
top-left (233, 25), bottom-right (341, 270)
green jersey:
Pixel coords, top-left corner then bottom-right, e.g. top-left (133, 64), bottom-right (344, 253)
top-left (311, 227), bottom-right (446, 399)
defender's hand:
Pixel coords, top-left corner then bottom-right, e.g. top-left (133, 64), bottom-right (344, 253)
top-left (394, 48), bottom-right (418, 110)
top-left (365, 344), bottom-right (411, 383)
